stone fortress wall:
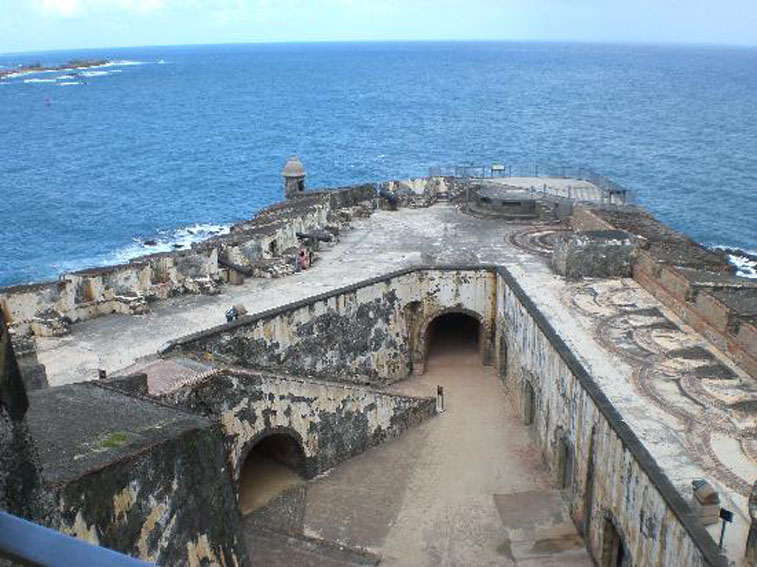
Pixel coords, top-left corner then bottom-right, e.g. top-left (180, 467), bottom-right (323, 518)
top-left (3, 166), bottom-right (755, 566)
top-left (159, 264), bottom-right (728, 566)
top-left (0, 184), bottom-right (375, 340)
top-left (499, 267), bottom-right (725, 567)
top-left (155, 369), bottom-right (436, 482)
top-left (572, 206), bottom-right (757, 378)
top-left (164, 268), bottom-right (496, 385)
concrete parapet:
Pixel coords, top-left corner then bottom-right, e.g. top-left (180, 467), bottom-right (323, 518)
top-left (25, 382), bottom-right (247, 567)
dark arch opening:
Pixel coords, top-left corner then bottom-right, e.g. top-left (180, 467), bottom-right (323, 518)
top-left (425, 312), bottom-right (481, 363)
top-left (238, 433), bottom-right (305, 516)
top-left (556, 435), bottom-right (574, 490)
top-left (601, 517), bottom-right (628, 567)
top-left (522, 380), bottom-right (535, 425)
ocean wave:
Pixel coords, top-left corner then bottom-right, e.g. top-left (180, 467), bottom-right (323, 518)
top-left (23, 78), bottom-right (56, 83)
top-left (117, 223), bottom-right (232, 261)
top-left (48, 223), bottom-right (232, 278)
top-left (728, 255), bottom-right (757, 279)
top-left (711, 245), bottom-right (757, 280)
top-left (58, 81), bottom-right (82, 86)
top-left (103, 60), bottom-right (146, 68)
top-left (81, 70), bottom-right (110, 77)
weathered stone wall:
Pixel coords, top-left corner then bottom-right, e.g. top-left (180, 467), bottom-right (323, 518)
top-left (165, 268), bottom-right (497, 385)
top-left (552, 229), bottom-right (637, 280)
top-left (25, 380), bottom-right (247, 567)
top-left (51, 422), bottom-right (247, 567)
top-left (499, 267), bottom-right (725, 567)
top-left (158, 369), bottom-right (436, 481)
top-left (0, 311), bottom-right (49, 522)
top-left (0, 185), bottom-right (375, 338)
top-left (570, 205), bottom-right (617, 232)
top-left (570, 204), bottom-right (757, 377)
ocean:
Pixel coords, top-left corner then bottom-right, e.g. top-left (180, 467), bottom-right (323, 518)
top-left (0, 41), bottom-right (755, 287)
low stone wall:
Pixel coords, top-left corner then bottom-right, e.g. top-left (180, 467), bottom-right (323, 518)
top-left (552, 230), bottom-right (636, 280)
top-left (499, 267), bottom-right (726, 567)
top-left (569, 205), bottom-right (757, 377)
top-left (0, 185), bottom-right (375, 339)
top-left (632, 250), bottom-right (757, 377)
top-left (164, 267), bottom-right (497, 385)
top-left (158, 369), bottom-right (437, 481)
top-left (378, 176), bottom-right (457, 208)
top-left (570, 206), bottom-right (616, 232)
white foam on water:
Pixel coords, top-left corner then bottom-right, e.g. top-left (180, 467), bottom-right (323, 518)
top-left (23, 78), bottom-right (56, 83)
top-left (81, 70), bottom-right (110, 77)
top-left (115, 222), bottom-right (232, 262)
top-left (58, 81), bottom-right (82, 86)
top-left (104, 60), bottom-right (146, 67)
top-left (712, 245), bottom-right (757, 280)
top-left (158, 59), bottom-right (167, 65)
top-left (728, 254), bottom-right (757, 279)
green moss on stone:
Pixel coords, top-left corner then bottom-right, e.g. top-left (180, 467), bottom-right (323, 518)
top-left (99, 432), bottom-right (130, 449)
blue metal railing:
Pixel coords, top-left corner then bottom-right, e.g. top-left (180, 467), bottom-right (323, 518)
top-left (0, 511), bottom-right (154, 567)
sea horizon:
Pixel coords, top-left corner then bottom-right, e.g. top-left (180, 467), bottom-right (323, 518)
top-left (4, 37), bottom-right (757, 58)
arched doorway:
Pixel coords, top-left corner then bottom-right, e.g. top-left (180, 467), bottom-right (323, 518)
top-left (601, 516), bottom-right (629, 567)
top-left (238, 432), bottom-right (305, 515)
top-left (425, 311), bottom-right (482, 366)
top-left (556, 434), bottom-right (574, 490)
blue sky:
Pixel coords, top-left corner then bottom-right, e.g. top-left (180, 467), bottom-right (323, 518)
top-left (2, 0), bottom-right (756, 54)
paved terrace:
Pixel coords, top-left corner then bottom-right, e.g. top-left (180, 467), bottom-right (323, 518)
top-left (36, 202), bottom-right (757, 562)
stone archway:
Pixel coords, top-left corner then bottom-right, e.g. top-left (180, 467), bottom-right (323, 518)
top-left (583, 427), bottom-right (597, 540)
top-left (601, 514), bottom-right (630, 567)
top-left (554, 429), bottom-right (575, 490)
top-left (415, 307), bottom-right (489, 374)
top-left (237, 429), bottom-right (307, 515)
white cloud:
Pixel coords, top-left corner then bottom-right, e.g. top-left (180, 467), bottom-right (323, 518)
top-left (41, 0), bottom-right (83, 17)
top-left (38, 0), bottom-right (166, 18)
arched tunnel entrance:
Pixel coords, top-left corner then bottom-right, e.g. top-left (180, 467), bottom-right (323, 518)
top-left (425, 312), bottom-right (482, 367)
top-left (238, 433), bottom-right (305, 515)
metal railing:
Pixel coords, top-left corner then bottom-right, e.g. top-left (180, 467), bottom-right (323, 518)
top-left (0, 511), bottom-right (153, 567)
top-left (429, 163), bottom-right (635, 205)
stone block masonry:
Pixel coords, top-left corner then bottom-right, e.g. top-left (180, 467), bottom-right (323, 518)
top-left (157, 368), bottom-right (437, 481)
top-left (499, 266), bottom-right (726, 567)
top-left (163, 267), bottom-right (497, 385)
top-left (0, 184), bottom-right (376, 339)
top-left (552, 229), bottom-right (637, 280)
